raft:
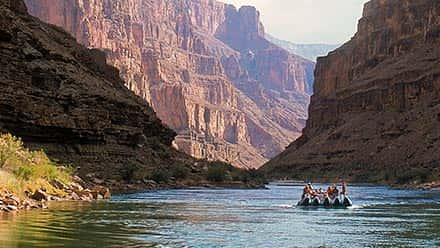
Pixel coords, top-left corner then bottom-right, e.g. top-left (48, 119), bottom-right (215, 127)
top-left (297, 195), bottom-right (352, 208)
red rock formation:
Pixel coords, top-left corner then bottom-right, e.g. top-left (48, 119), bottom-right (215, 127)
top-left (25, 0), bottom-right (315, 168)
top-left (263, 0), bottom-right (440, 184)
top-left (0, 0), bottom-right (178, 188)
top-left (0, 0), bottom-right (267, 191)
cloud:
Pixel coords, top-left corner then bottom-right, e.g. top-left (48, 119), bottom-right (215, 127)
top-left (221, 0), bottom-right (369, 44)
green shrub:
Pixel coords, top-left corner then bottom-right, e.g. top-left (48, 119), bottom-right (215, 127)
top-left (231, 170), bottom-right (248, 182)
top-left (207, 163), bottom-right (228, 182)
top-left (170, 164), bottom-right (190, 180)
top-left (206, 161), bottom-right (267, 184)
top-left (384, 172), bottom-right (390, 182)
top-left (120, 163), bottom-right (141, 183)
top-left (151, 169), bottom-right (170, 183)
top-left (247, 169), bottom-right (264, 178)
top-left (0, 134), bottom-right (22, 168)
top-left (232, 168), bottom-right (267, 184)
top-left (0, 133), bottom-right (73, 196)
top-left (247, 169), bottom-right (266, 183)
top-left (396, 168), bottom-right (431, 184)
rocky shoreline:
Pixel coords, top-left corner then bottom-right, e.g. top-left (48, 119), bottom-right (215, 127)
top-left (398, 181), bottom-right (440, 191)
top-left (270, 180), bottom-right (440, 192)
top-left (0, 176), bottom-right (110, 214)
top-left (0, 175), bottom-right (267, 214)
top-left (107, 179), bottom-right (267, 193)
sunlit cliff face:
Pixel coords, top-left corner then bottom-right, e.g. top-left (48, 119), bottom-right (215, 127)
top-left (24, 0), bottom-right (315, 168)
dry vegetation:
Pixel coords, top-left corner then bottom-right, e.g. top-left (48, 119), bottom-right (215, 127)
top-left (0, 133), bottom-right (73, 197)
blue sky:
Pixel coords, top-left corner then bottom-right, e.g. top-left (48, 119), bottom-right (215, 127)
top-left (222, 0), bottom-right (369, 44)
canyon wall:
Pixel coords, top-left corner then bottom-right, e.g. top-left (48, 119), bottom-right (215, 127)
top-left (263, 0), bottom-right (440, 184)
top-left (0, 0), bottom-right (195, 189)
top-left (24, 0), bottom-right (315, 168)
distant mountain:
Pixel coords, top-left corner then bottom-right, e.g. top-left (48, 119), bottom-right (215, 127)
top-left (266, 34), bottom-right (340, 61)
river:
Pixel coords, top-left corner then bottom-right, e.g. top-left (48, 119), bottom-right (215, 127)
top-left (1, 183), bottom-right (439, 247)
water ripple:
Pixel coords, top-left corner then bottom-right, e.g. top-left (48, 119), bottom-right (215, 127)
top-left (1, 184), bottom-right (439, 248)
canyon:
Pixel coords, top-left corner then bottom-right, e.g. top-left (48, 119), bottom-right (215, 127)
top-left (263, 0), bottom-right (440, 184)
top-left (265, 34), bottom-right (340, 62)
top-left (0, 0), bottom-right (264, 191)
top-left (24, 0), bottom-right (315, 169)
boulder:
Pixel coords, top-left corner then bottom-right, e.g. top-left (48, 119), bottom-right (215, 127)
top-left (6, 205), bottom-right (18, 212)
top-left (91, 186), bottom-right (111, 200)
top-left (51, 179), bottom-right (68, 190)
top-left (30, 189), bottom-right (48, 202)
top-left (77, 189), bottom-right (93, 201)
top-left (92, 178), bottom-right (104, 185)
top-left (68, 192), bottom-right (80, 201)
top-left (22, 200), bottom-right (38, 209)
top-left (3, 195), bottom-right (20, 206)
top-left (69, 182), bottom-right (84, 192)
top-left (143, 179), bottom-right (158, 189)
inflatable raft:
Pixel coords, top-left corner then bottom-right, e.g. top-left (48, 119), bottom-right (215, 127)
top-left (297, 194), bottom-right (352, 208)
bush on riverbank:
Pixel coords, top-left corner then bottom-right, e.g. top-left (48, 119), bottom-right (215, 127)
top-left (0, 133), bottom-right (73, 197)
top-left (207, 162), bottom-right (228, 182)
top-left (120, 163), bottom-right (141, 183)
top-left (206, 161), bottom-right (267, 185)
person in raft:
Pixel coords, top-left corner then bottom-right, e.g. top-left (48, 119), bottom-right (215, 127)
top-left (341, 182), bottom-right (347, 195)
top-left (301, 182), bottom-right (347, 200)
top-left (302, 183), bottom-right (314, 199)
top-left (302, 184), bottom-right (309, 199)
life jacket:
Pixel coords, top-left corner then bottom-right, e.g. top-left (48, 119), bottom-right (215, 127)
top-left (303, 187), bottom-right (308, 194)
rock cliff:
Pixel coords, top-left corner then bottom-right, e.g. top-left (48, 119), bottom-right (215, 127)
top-left (263, 0), bottom-right (440, 184)
top-left (1, 0), bottom-right (262, 191)
top-left (24, 0), bottom-right (315, 168)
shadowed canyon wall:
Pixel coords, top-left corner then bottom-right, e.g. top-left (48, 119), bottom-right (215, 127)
top-left (24, 0), bottom-right (315, 168)
top-left (0, 0), bottom-right (199, 190)
top-left (263, 0), bottom-right (440, 184)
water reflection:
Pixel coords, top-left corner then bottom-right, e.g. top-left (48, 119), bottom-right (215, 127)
top-left (0, 185), bottom-right (439, 248)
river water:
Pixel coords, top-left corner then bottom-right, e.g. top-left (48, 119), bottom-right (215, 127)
top-left (1, 183), bottom-right (439, 248)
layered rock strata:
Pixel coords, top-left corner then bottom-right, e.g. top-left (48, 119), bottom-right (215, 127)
top-left (263, 0), bottom-right (440, 184)
top-left (24, 0), bottom-right (315, 168)
top-left (0, 0), bottom-right (194, 189)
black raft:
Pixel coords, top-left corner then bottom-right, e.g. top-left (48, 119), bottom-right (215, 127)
top-left (297, 194), bottom-right (352, 208)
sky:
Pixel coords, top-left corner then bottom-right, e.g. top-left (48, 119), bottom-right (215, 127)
top-left (221, 0), bottom-right (369, 44)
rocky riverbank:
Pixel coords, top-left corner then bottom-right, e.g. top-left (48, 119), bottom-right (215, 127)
top-left (0, 176), bottom-right (110, 214)
top-left (0, 177), bottom-right (267, 214)
top-left (0, 172), bottom-right (268, 214)
top-left (397, 181), bottom-right (440, 191)
top-left (108, 179), bottom-right (267, 193)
